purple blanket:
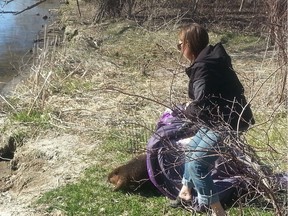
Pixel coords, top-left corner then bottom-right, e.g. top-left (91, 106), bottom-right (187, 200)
top-left (146, 108), bottom-right (287, 212)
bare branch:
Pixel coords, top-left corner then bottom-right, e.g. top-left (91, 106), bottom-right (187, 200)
top-left (14, 0), bottom-right (47, 15)
top-left (76, 0), bottom-right (82, 17)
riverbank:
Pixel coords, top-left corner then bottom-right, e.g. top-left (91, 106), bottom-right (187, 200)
top-left (0, 0), bottom-right (62, 96)
top-left (0, 3), bottom-right (83, 215)
top-left (0, 1), bottom-right (286, 215)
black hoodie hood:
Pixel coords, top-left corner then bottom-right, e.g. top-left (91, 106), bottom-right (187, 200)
top-left (195, 42), bottom-right (232, 67)
top-left (186, 43), bottom-right (232, 77)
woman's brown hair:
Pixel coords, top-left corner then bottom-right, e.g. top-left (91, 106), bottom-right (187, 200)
top-left (179, 23), bottom-right (209, 57)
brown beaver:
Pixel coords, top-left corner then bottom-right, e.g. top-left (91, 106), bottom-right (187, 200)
top-left (107, 153), bottom-right (153, 191)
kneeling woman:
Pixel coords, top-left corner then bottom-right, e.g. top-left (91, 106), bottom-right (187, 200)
top-left (171, 23), bottom-right (254, 216)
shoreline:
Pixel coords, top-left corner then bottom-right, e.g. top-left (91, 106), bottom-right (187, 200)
top-left (0, 3), bottom-right (63, 96)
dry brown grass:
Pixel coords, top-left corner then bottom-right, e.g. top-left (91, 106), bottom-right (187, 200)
top-left (3, 0), bottom-right (285, 155)
top-left (0, 1), bottom-right (286, 215)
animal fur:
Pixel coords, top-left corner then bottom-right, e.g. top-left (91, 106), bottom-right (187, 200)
top-left (107, 153), bottom-right (152, 191)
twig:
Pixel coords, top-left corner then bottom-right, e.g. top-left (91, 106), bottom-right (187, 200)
top-left (0, 94), bottom-right (16, 111)
top-left (104, 87), bottom-right (170, 110)
top-left (4, 0), bottom-right (15, 5)
top-left (0, 10), bottom-right (16, 14)
top-left (14, 0), bottom-right (47, 15)
top-left (0, 156), bottom-right (11, 161)
top-left (236, 63), bottom-right (285, 133)
top-left (76, 0), bottom-right (81, 17)
top-left (28, 71), bottom-right (52, 115)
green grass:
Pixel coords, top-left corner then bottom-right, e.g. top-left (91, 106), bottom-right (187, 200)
top-left (36, 128), bottom-right (193, 216)
top-left (101, 122), bottom-right (154, 154)
top-left (37, 166), bottom-right (171, 216)
top-left (209, 31), bottom-right (266, 52)
top-left (246, 113), bottom-right (287, 172)
top-left (228, 207), bottom-right (274, 216)
top-left (35, 123), bottom-right (284, 216)
top-left (96, 21), bottom-right (267, 80)
top-left (51, 78), bottom-right (94, 95)
top-left (36, 163), bottom-right (277, 216)
top-left (34, 19), bottom-right (284, 216)
top-left (11, 109), bottom-right (51, 127)
top-left (98, 20), bottom-right (179, 73)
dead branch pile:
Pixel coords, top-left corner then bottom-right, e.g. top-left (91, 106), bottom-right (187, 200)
top-left (222, 131), bottom-right (287, 216)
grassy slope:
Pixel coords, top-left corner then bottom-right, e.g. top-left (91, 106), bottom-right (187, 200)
top-left (2, 1), bottom-right (286, 215)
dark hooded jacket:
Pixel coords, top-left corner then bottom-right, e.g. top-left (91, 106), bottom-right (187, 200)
top-left (184, 43), bottom-right (255, 131)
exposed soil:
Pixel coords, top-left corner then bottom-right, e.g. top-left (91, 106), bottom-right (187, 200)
top-left (0, 133), bottom-right (98, 216)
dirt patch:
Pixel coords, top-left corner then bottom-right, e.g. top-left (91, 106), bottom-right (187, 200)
top-left (0, 133), bottom-right (98, 216)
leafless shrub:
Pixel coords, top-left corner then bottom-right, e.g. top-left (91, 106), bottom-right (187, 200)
top-left (265, 0), bottom-right (287, 103)
top-left (89, 0), bottom-right (266, 31)
top-left (222, 132), bottom-right (286, 216)
top-left (93, 0), bottom-right (134, 23)
top-left (151, 122), bottom-right (287, 215)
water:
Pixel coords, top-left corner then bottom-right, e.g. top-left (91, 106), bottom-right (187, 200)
top-left (0, 0), bottom-right (60, 92)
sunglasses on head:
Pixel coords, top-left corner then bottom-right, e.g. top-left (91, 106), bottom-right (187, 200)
top-left (177, 42), bottom-right (183, 51)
